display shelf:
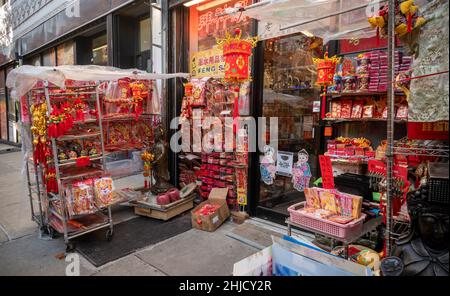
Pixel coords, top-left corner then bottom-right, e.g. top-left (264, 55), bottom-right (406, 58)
top-left (286, 216), bottom-right (383, 258)
top-left (329, 157), bottom-right (370, 164)
top-left (324, 118), bottom-right (407, 123)
top-left (56, 132), bottom-right (101, 141)
top-left (327, 91), bottom-right (406, 97)
top-left (394, 139), bottom-right (450, 158)
top-left (56, 155), bottom-right (104, 167)
top-left (73, 119), bottom-right (97, 125)
top-left (59, 167), bottom-right (103, 181)
top-left (101, 113), bottom-right (159, 122)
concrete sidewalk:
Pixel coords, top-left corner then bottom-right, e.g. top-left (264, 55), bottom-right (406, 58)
top-left (0, 151), bottom-right (262, 276)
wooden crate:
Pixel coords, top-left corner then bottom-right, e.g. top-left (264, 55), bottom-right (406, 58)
top-left (134, 195), bottom-right (195, 221)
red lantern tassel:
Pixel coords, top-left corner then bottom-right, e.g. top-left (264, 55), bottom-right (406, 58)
top-left (320, 89), bottom-right (327, 120)
top-left (233, 86), bottom-right (240, 135)
top-left (75, 109), bottom-right (84, 121)
top-left (407, 13), bottom-right (413, 33)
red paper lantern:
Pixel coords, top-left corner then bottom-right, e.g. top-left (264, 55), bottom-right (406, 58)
top-left (313, 52), bottom-right (340, 87)
top-left (217, 28), bottom-right (258, 82)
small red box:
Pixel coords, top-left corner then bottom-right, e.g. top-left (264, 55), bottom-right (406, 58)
top-left (365, 151), bottom-right (376, 158)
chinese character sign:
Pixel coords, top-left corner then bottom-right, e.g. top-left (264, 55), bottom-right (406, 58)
top-left (190, 48), bottom-right (225, 79)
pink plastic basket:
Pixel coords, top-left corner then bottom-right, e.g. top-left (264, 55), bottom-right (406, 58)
top-left (288, 202), bottom-right (366, 240)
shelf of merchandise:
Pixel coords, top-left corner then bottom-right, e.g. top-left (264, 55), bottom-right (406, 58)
top-left (393, 138), bottom-right (450, 158)
top-left (56, 132), bottom-right (101, 141)
top-left (324, 118), bottom-right (407, 123)
top-left (36, 81), bottom-right (113, 249)
top-left (327, 91), bottom-right (406, 98)
top-left (55, 155), bottom-right (104, 167)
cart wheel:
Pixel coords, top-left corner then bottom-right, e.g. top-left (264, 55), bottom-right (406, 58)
top-left (106, 229), bottom-right (113, 242)
top-left (66, 242), bottom-right (76, 253)
top-left (47, 226), bottom-right (56, 239)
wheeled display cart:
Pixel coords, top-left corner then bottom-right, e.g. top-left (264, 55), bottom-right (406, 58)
top-left (8, 65), bottom-right (189, 252)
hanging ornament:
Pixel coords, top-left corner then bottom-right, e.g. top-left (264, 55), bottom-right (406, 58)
top-left (141, 150), bottom-right (155, 189)
top-left (30, 103), bottom-right (49, 165)
top-left (368, 1), bottom-right (426, 52)
top-left (292, 149), bottom-right (312, 192)
top-left (260, 145), bottom-right (276, 185)
top-left (73, 98), bottom-right (86, 122)
top-left (216, 28), bottom-right (258, 134)
top-left (313, 52), bottom-right (340, 119)
top-left (130, 81), bottom-right (147, 120)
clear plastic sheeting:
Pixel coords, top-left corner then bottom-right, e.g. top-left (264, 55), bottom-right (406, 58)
top-left (6, 65), bottom-right (189, 100)
top-left (227, 0), bottom-right (427, 43)
top-left (408, 0), bottom-right (449, 122)
top-left (228, 0), bottom-right (379, 43)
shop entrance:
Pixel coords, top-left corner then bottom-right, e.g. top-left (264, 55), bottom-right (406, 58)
top-left (255, 33), bottom-right (323, 223)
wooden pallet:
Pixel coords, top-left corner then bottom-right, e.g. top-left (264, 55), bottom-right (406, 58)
top-left (134, 194), bottom-right (195, 221)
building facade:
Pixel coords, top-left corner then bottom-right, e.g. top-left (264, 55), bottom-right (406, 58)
top-left (0, 0), bottom-right (166, 145)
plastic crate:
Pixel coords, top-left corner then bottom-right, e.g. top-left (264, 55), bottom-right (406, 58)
top-left (288, 202), bottom-right (366, 240)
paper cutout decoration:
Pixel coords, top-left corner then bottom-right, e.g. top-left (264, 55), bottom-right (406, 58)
top-left (276, 151), bottom-right (294, 177)
top-left (292, 149), bottom-right (312, 192)
top-left (260, 145), bottom-right (276, 185)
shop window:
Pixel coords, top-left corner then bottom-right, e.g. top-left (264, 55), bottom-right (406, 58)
top-left (92, 34), bottom-right (108, 66)
top-left (57, 41), bottom-right (75, 65)
top-left (42, 48), bottom-right (56, 66)
top-left (258, 33), bottom-right (322, 214)
top-left (27, 54), bottom-right (41, 66)
top-left (139, 18), bottom-right (151, 52)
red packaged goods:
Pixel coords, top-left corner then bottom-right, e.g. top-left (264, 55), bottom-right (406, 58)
top-left (331, 101), bottom-right (341, 118)
top-left (351, 101), bottom-right (364, 118)
top-left (396, 105), bottom-right (408, 119)
top-left (365, 151), bottom-right (376, 158)
top-left (328, 149), bottom-right (336, 155)
top-left (327, 143), bottom-right (336, 150)
top-left (340, 100), bottom-right (353, 118)
top-left (345, 148), bottom-right (355, 156)
top-left (355, 147), bottom-right (365, 156)
top-left (362, 105), bottom-right (374, 118)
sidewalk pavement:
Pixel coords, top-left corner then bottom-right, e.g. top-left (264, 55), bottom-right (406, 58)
top-left (0, 150), bottom-right (262, 276)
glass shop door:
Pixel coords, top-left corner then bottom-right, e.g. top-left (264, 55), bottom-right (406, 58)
top-left (256, 33), bottom-right (323, 222)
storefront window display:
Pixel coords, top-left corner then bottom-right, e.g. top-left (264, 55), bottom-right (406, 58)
top-left (56, 41), bottom-right (75, 66)
top-left (42, 48), bottom-right (56, 67)
top-left (92, 34), bottom-right (108, 66)
top-left (258, 33), bottom-right (322, 215)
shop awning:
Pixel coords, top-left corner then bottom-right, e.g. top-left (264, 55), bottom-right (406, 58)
top-left (6, 65), bottom-right (189, 99)
top-left (225, 0), bottom-right (426, 43)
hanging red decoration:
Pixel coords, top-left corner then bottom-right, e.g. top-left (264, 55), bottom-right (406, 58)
top-left (73, 98), bottom-right (86, 122)
top-left (130, 81), bottom-right (147, 120)
top-left (217, 28), bottom-right (258, 82)
top-left (313, 52), bottom-right (340, 119)
top-left (216, 28), bottom-right (258, 134)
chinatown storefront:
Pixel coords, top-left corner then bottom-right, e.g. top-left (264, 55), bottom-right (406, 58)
top-left (168, 0), bottom-right (449, 227)
top-left (168, 0), bottom-right (324, 223)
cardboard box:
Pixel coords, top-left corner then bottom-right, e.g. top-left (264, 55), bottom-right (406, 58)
top-left (191, 188), bottom-right (230, 232)
top-left (231, 211), bottom-right (249, 224)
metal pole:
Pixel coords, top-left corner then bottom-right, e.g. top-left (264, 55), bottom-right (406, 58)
top-left (385, 0), bottom-right (396, 256)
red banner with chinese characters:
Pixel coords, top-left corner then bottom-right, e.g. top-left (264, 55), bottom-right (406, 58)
top-left (339, 36), bottom-right (401, 54)
top-left (319, 155), bottom-right (335, 189)
top-left (408, 121), bottom-right (449, 140)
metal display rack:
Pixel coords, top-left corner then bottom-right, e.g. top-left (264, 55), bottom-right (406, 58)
top-left (25, 81), bottom-right (113, 252)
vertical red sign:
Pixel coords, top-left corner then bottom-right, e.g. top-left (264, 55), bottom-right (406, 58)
top-left (319, 155), bottom-right (335, 189)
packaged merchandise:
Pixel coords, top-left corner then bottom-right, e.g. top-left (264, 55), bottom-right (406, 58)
top-left (66, 180), bottom-right (97, 217)
top-left (94, 177), bottom-right (115, 207)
